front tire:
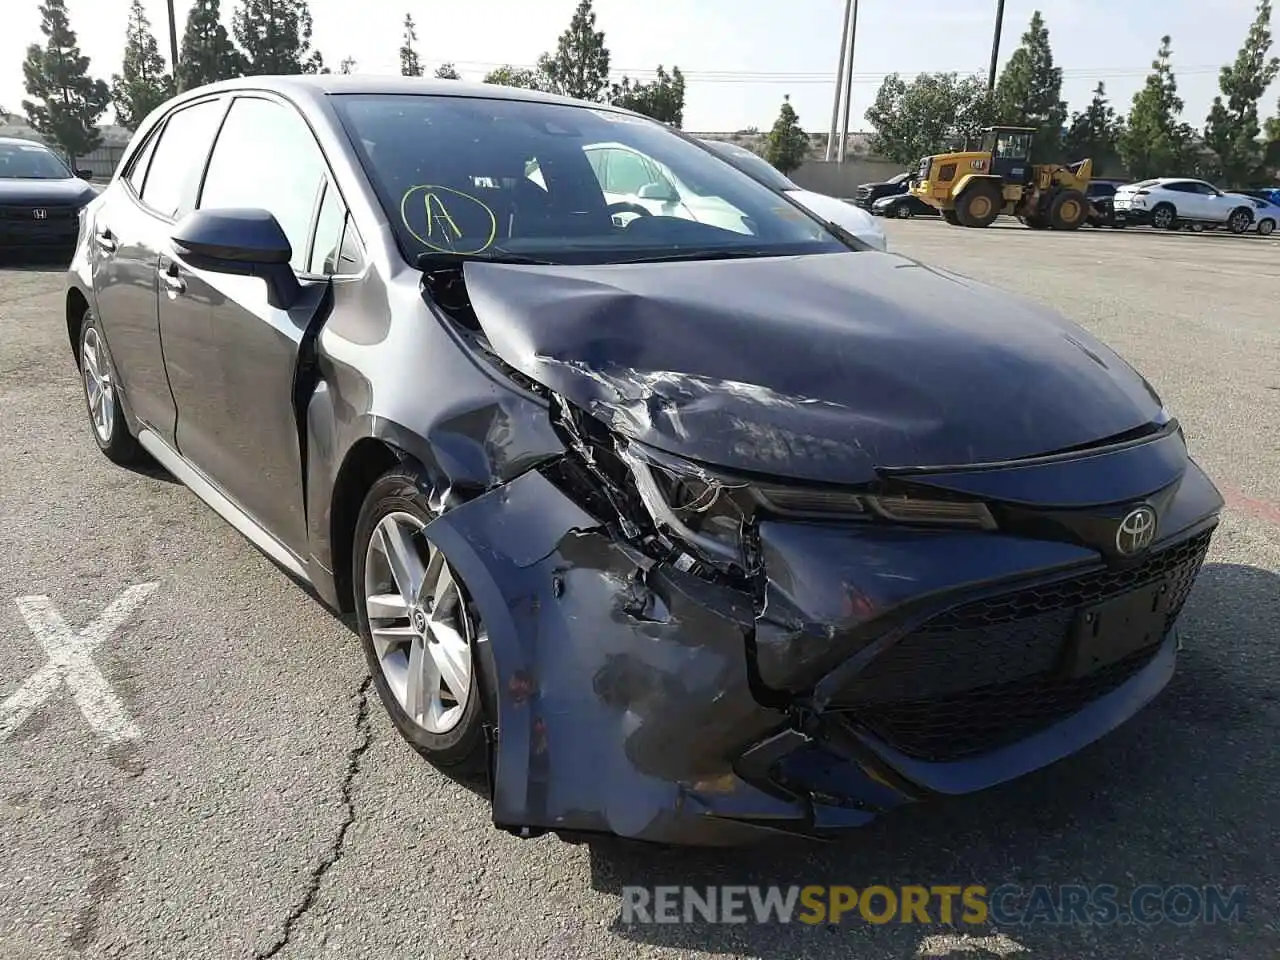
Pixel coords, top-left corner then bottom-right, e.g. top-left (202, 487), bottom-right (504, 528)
top-left (1227, 207), bottom-right (1252, 234)
top-left (956, 185), bottom-right (1002, 228)
top-left (1048, 189), bottom-right (1087, 230)
top-left (353, 467), bottom-right (488, 774)
top-left (79, 311), bottom-right (144, 465)
top-left (895, 203), bottom-right (913, 219)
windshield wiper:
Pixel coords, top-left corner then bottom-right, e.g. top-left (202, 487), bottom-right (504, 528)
top-left (820, 218), bottom-right (870, 251)
top-left (416, 249), bottom-right (555, 272)
top-left (613, 246), bottom-right (791, 265)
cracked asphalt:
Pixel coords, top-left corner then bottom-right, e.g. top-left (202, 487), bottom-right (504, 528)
top-left (0, 221), bottom-right (1278, 960)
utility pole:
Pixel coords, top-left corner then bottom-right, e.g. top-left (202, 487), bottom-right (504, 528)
top-left (837, 0), bottom-right (859, 162)
top-left (824, 0), bottom-right (853, 162)
top-left (987, 0), bottom-right (1006, 91)
top-left (165, 0), bottom-right (179, 73)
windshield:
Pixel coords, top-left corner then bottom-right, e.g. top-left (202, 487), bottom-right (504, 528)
top-left (333, 94), bottom-right (845, 265)
top-left (0, 141), bottom-right (73, 180)
top-left (699, 140), bottom-right (799, 192)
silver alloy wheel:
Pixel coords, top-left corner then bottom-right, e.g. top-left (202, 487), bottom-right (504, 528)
top-left (1229, 210), bottom-right (1250, 233)
top-left (81, 326), bottom-right (115, 443)
top-left (1152, 207), bottom-right (1173, 229)
top-left (896, 204), bottom-right (912, 219)
top-left (363, 511), bottom-right (475, 734)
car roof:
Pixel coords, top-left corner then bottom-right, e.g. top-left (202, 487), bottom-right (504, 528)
top-left (176, 74), bottom-right (626, 114)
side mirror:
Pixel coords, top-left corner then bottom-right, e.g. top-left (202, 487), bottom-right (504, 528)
top-left (638, 180), bottom-right (679, 203)
top-left (77, 169), bottom-right (93, 181)
top-left (171, 208), bottom-right (299, 309)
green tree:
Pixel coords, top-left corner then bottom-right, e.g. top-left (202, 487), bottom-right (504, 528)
top-left (1062, 81), bottom-right (1124, 170)
top-left (993, 10), bottom-right (1066, 158)
top-left (176, 0), bottom-right (244, 91)
top-left (1204, 0), bottom-right (1280, 185)
top-left (111, 0), bottom-right (173, 130)
top-left (21, 0), bottom-right (110, 165)
top-left (434, 63), bottom-right (461, 80)
top-left (233, 0), bottom-right (324, 75)
top-left (765, 95), bottom-right (810, 174)
top-left (609, 65), bottom-right (685, 126)
top-left (1120, 35), bottom-right (1197, 180)
top-left (483, 64), bottom-right (553, 91)
top-left (543, 0), bottom-right (610, 101)
top-left (400, 13), bottom-right (422, 77)
top-left (866, 72), bottom-right (996, 165)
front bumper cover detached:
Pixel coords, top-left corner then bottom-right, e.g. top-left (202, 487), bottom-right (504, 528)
top-left (424, 440), bottom-right (1222, 846)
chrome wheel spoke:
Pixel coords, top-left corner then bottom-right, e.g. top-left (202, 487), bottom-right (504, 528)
top-left (370, 623), bottom-right (415, 660)
top-left (405, 635), bottom-right (440, 725)
top-left (428, 620), bottom-right (471, 703)
top-left (366, 592), bottom-right (408, 620)
top-left (375, 516), bottom-right (426, 607)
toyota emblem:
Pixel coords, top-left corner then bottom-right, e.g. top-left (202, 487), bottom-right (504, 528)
top-left (1115, 506), bottom-right (1157, 557)
top-left (32, 208), bottom-right (48, 220)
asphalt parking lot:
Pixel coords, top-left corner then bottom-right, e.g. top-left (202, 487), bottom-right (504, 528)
top-left (1, 221), bottom-right (1277, 960)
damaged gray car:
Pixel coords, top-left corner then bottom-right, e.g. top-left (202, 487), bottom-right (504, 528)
top-left (67, 77), bottom-right (1222, 846)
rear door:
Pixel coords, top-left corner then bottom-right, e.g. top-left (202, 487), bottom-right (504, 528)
top-left (159, 93), bottom-right (354, 553)
top-left (90, 97), bottom-right (226, 443)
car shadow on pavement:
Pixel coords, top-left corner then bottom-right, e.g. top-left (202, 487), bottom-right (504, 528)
top-left (587, 561), bottom-right (1279, 959)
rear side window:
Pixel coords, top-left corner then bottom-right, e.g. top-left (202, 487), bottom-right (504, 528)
top-left (125, 130), bottom-right (159, 193)
top-left (200, 96), bottom-right (327, 272)
top-left (139, 99), bottom-right (225, 219)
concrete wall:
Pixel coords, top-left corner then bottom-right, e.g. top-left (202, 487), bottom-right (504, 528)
top-left (788, 159), bottom-right (907, 198)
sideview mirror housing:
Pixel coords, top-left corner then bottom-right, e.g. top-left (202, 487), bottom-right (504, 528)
top-left (171, 208), bottom-right (299, 309)
top-left (638, 180), bottom-right (679, 203)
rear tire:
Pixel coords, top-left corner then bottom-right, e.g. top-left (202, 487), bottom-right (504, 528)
top-left (1048, 189), bottom-right (1088, 230)
top-left (956, 184), bottom-right (1002, 228)
top-left (1150, 203), bottom-right (1177, 230)
top-left (1259, 219), bottom-right (1275, 236)
top-left (1021, 213), bottom-right (1050, 230)
top-left (942, 210), bottom-right (961, 225)
top-left (79, 310), bottom-right (144, 466)
top-left (353, 467), bottom-right (490, 776)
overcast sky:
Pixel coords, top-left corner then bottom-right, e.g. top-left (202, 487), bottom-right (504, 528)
top-left (3, 0), bottom-right (1279, 134)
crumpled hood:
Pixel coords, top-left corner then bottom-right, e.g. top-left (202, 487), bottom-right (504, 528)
top-left (462, 251), bottom-right (1163, 484)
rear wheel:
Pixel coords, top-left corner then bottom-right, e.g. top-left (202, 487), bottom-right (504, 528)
top-left (956, 184), bottom-right (1002, 227)
top-left (1048, 189), bottom-right (1088, 230)
top-left (353, 467), bottom-right (489, 775)
top-left (942, 210), bottom-right (961, 225)
top-left (79, 311), bottom-right (144, 465)
top-left (1150, 203), bottom-right (1177, 230)
top-left (1259, 218), bottom-right (1276, 236)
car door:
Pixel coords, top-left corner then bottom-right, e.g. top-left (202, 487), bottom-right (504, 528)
top-left (158, 93), bottom-right (346, 554)
top-left (1194, 181), bottom-right (1231, 222)
top-left (90, 97), bottom-right (226, 444)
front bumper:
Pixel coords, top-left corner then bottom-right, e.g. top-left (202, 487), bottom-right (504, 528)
top-left (426, 449), bottom-right (1222, 846)
top-left (1113, 204), bottom-right (1150, 225)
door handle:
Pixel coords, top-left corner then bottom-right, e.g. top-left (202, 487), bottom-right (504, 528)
top-left (94, 226), bottom-right (117, 252)
top-left (160, 260), bottom-right (186, 296)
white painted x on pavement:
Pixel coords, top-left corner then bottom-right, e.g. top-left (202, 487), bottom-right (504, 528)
top-left (0, 583), bottom-right (159, 745)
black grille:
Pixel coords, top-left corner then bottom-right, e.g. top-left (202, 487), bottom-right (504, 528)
top-left (834, 530), bottom-right (1213, 761)
top-left (855, 186), bottom-right (871, 201)
top-left (0, 204), bottom-right (80, 221)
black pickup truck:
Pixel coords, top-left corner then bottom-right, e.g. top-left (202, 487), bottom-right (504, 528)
top-left (852, 172), bottom-right (913, 209)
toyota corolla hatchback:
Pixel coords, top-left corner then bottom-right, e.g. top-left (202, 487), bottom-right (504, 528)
top-left (66, 77), bottom-right (1221, 846)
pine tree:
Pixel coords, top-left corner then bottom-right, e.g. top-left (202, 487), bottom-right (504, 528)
top-left (111, 0), bottom-right (173, 130)
top-left (610, 65), bottom-right (686, 126)
top-left (994, 10), bottom-right (1066, 158)
top-left (233, 0), bottom-right (324, 75)
top-left (177, 0), bottom-right (245, 91)
top-left (543, 0), bottom-right (610, 101)
top-left (339, 56), bottom-right (357, 74)
top-left (1120, 36), bottom-right (1196, 180)
top-left (434, 63), bottom-right (461, 80)
top-left (1204, 0), bottom-right (1280, 186)
top-left (21, 0), bottom-right (110, 165)
top-left (765, 95), bottom-right (810, 174)
top-left (400, 13), bottom-right (422, 77)
top-left (1062, 82), bottom-right (1123, 170)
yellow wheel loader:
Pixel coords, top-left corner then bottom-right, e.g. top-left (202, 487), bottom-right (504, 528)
top-left (909, 126), bottom-right (1093, 230)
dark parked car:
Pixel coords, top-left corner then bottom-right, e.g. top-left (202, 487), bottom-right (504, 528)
top-left (852, 171), bottom-right (912, 209)
top-left (67, 77), bottom-right (1222, 847)
top-left (0, 136), bottom-right (98, 257)
top-left (871, 192), bottom-right (937, 218)
top-left (1238, 187), bottom-right (1280, 206)
top-left (1085, 179), bottom-right (1128, 227)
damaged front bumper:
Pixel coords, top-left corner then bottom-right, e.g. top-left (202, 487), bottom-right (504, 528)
top-left (424, 442), bottom-right (1222, 846)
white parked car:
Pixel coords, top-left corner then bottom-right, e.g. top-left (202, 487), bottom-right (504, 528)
top-left (698, 138), bottom-right (887, 251)
top-left (1113, 178), bottom-right (1255, 233)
